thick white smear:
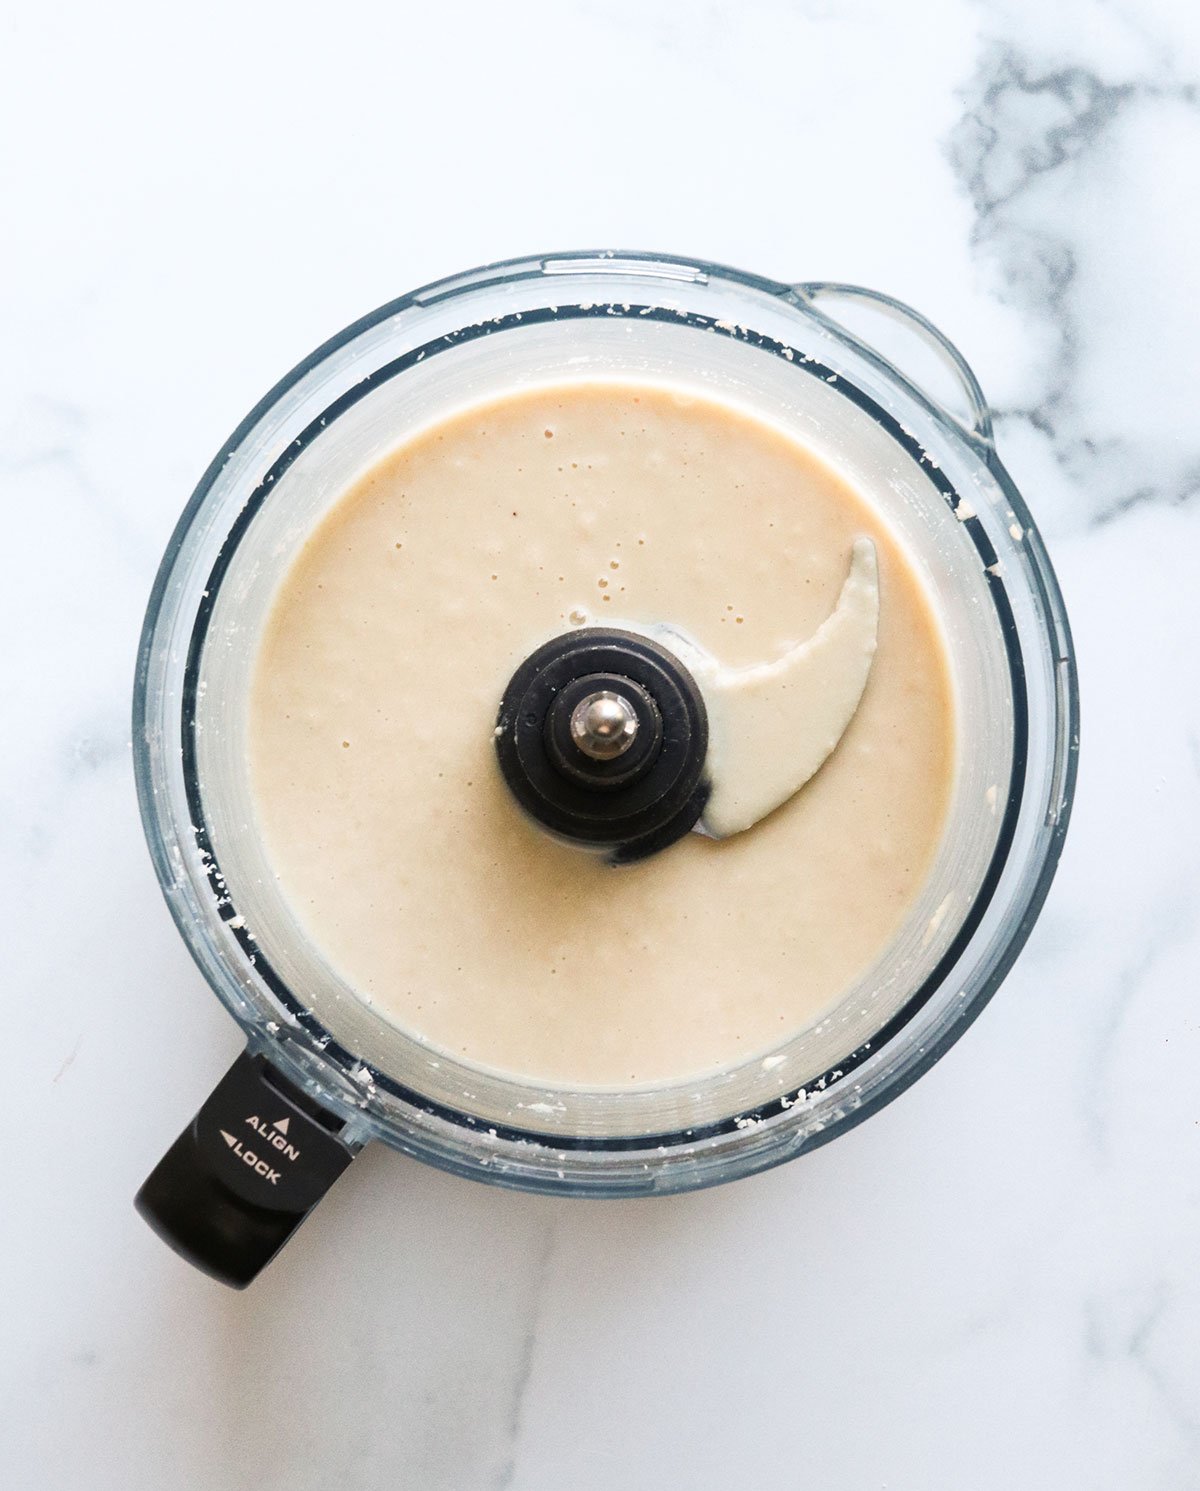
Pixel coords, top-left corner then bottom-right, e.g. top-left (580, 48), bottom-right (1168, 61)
top-left (649, 537), bottom-right (879, 839)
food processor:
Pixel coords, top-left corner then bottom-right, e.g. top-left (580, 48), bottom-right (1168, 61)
top-left (132, 251), bottom-right (1078, 1287)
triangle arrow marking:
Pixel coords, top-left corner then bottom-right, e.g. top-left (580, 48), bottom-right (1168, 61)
top-left (220, 1130), bottom-right (237, 1148)
top-left (274, 1116), bottom-right (290, 1136)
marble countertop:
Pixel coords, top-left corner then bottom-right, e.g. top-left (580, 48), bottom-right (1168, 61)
top-left (4, 0), bottom-right (1199, 1486)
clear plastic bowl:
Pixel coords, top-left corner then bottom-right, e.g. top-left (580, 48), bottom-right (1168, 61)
top-left (134, 251), bottom-right (1078, 1220)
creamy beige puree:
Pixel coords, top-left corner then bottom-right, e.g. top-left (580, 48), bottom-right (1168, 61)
top-left (250, 382), bottom-right (956, 1087)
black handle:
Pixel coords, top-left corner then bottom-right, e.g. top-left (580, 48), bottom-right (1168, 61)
top-left (135, 1049), bottom-right (359, 1288)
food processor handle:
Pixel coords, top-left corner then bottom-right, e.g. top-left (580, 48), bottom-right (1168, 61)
top-left (791, 281), bottom-right (996, 451)
top-left (135, 1049), bottom-right (362, 1288)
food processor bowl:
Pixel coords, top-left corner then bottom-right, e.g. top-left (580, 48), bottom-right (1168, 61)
top-left (133, 251), bottom-right (1078, 1286)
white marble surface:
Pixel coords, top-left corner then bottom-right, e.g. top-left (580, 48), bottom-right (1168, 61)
top-left (3, 0), bottom-right (1199, 1485)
